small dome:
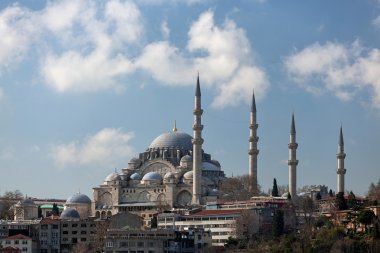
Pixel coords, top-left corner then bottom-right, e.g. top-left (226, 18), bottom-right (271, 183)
top-left (66, 193), bottom-right (91, 205)
top-left (209, 160), bottom-right (221, 167)
top-left (209, 189), bottom-right (219, 196)
top-left (202, 162), bottom-right (220, 171)
top-left (164, 172), bottom-right (176, 179)
top-left (183, 171), bottom-right (193, 180)
top-left (149, 132), bottom-right (193, 150)
top-left (180, 155), bottom-right (192, 163)
top-left (142, 172), bottom-right (162, 181)
top-left (105, 172), bottom-right (120, 182)
top-left (130, 172), bottom-right (142, 180)
top-left (17, 198), bottom-right (35, 206)
top-left (60, 208), bottom-right (80, 220)
top-left (129, 157), bottom-right (141, 164)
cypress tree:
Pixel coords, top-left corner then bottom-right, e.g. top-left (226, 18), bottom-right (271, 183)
top-left (272, 178), bottom-right (279, 197)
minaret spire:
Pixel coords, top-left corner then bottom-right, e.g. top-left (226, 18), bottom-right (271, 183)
top-left (288, 113), bottom-right (298, 199)
top-left (172, 120), bottom-right (177, 132)
top-left (192, 74), bottom-right (203, 205)
top-left (337, 125), bottom-right (346, 194)
top-left (248, 90), bottom-right (259, 194)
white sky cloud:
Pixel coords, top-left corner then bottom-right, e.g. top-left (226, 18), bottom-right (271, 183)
top-left (285, 41), bottom-right (380, 109)
top-left (0, 5), bottom-right (36, 69)
top-left (51, 128), bottom-right (135, 168)
top-left (136, 10), bottom-right (269, 108)
top-left (0, 1), bottom-right (268, 108)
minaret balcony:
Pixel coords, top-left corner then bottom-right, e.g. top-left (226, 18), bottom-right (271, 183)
top-left (288, 160), bottom-right (299, 166)
top-left (337, 168), bottom-right (346, 174)
top-left (193, 109), bottom-right (203, 115)
top-left (336, 153), bottom-right (346, 159)
top-left (192, 138), bottom-right (204, 145)
top-left (192, 124), bottom-right (204, 131)
top-left (248, 149), bottom-right (259, 155)
top-left (288, 143), bottom-right (298, 149)
top-left (249, 136), bottom-right (259, 142)
top-left (249, 124), bottom-right (258, 130)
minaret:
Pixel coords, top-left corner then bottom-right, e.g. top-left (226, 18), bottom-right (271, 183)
top-left (192, 75), bottom-right (203, 205)
top-left (288, 114), bottom-right (298, 199)
top-left (336, 126), bottom-right (346, 194)
top-left (248, 90), bottom-right (259, 194)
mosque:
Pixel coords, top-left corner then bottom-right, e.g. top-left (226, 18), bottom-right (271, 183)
top-left (92, 76), bottom-right (227, 219)
top-left (13, 76), bottom-right (348, 221)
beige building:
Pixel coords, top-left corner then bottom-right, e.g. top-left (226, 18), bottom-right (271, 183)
top-left (0, 234), bottom-right (32, 253)
top-left (92, 78), bottom-right (225, 218)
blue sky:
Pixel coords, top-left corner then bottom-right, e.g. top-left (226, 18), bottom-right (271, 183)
top-left (0, 0), bottom-right (379, 199)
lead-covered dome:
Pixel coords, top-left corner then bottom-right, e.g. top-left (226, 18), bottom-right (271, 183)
top-left (104, 172), bottom-right (120, 182)
top-left (142, 172), bottom-right (162, 181)
top-left (149, 132), bottom-right (193, 150)
top-left (130, 172), bottom-right (142, 180)
top-left (60, 208), bottom-right (80, 220)
top-left (66, 193), bottom-right (91, 204)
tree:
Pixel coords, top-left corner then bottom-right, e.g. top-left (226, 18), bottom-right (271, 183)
top-left (329, 189), bottom-right (334, 197)
top-left (336, 192), bottom-right (347, 210)
top-left (52, 203), bottom-right (60, 216)
top-left (358, 209), bottom-right (375, 233)
top-left (287, 192), bottom-right (291, 200)
top-left (272, 209), bottom-right (284, 238)
top-left (272, 178), bottom-right (279, 197)
top-left (368, 179), bottom-right (380, 204)
top-left (234, 210), bottom-right (260, 248)
top-left (38, 206), bottom-right (43, 218)
top-left (347, 191), bottom-right (357, 209)
top-left (0, 190), bottom-right (23, 219)
top-left (219, 175), bottom-right (253, 201)
top-left (315, 192), bottom-right (322, 200)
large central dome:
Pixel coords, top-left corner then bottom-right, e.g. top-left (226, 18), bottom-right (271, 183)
top-left (149, 131), bottom-right (193, 150)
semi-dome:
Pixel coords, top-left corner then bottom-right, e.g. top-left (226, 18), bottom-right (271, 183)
top-left (142, 172), bottom-right (162, 181)
top-left (60, 208), bottom-right (80, 220)
top-left (130, 172), bottom-right (142, 180)
top-left (104, 172), bottom-right (120, 182)
top-left (164, 172), bottom-right (176, 179)
top-left (149, 131), bottom-right (193, 150)
top-left (180, 155), bottom-right (192, 163)
top-left (202, 162), bottom-right (220, 171)
top-left (183, 171), bottom-right (193, 180)
top-left (66, 193), bottom-right (92, 204)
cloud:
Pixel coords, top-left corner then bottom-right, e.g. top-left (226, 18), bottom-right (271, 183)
top-left (285, 41), bottom-right (380, 109)
top-left (0, 4), bottom-right (36, 68)
top-left (161, 20), bottom-right (170, 39)
top-left (51, 128), bottom-right (135, 168)
top-left (137, 10), bottom-right (269, 108)
top-left (0, 2), bottom-right (268, 108)
top-left (40, 0), bottom-right (141, 93)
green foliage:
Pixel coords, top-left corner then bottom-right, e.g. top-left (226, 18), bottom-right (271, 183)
top-left (329, 189), bottom-right (334, 197)
top-left (358, 209), bottom-right (375, 233)
top-left (315, 191), bottom-right (322, 200)
top-left (272, 209), bottom-right (284, 238)
top-left (52, 203), bottom-right (60, 216)
top-left (272, 178), bottom-right (279, 197)
top-left (287, 192), bottom-right (291, 200)
top-left (336, 192), bottom-right (348, 210)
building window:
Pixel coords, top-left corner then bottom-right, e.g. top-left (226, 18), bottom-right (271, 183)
top-left (72, 231), bottom-right (77, 234)
top-left (81, 238), bottom-right (86, 242)
top-left (72, 224), bottom-right (78, 227)
top-left (52, 225), bottom-right (59, 229)
top-left (62, 224), bottom-right (68, 227)
top-left (15, 240), bottom-right (19, 244)
top-left (81, 224), bottom-right (87, 227)
top-left (137, 242), bottom-right (144, 247)
top-left (22, 240), bottom-right (28, 244)
top-left (22, 247), bottom-right (27, 252)
top-left (81, 231), bottom-right (87, 234)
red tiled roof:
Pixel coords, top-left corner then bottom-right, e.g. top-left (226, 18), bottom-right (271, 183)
top-left (40, 217), bottom-right (61, 224)
top-left (188, 209), bottom-right (242, 216)
top-left (6, 234), bottom-right (32, 240)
